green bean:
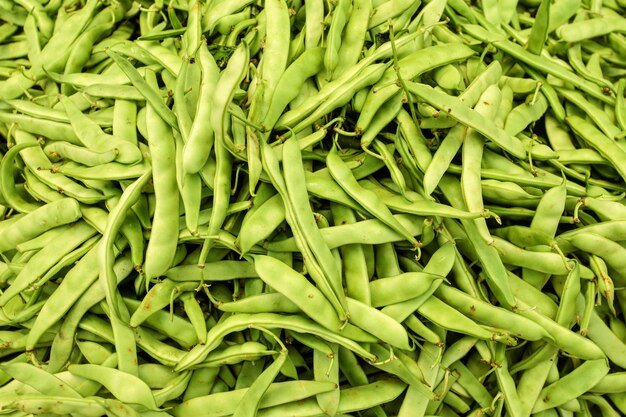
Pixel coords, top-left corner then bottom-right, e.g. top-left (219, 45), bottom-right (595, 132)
top-left (0, 142), bottom-right (42, 213)
top-left (251, 254), bottom-right (343, 332)
top-left (166, 260), bottom-right (258, 282)
top-left (233, 342), bottom-right (288, 417)
top-left (347, 296), bottom-right (412, 349)
top-left (559, 87), bottom-right (620, 139)
top-left (291, 63), bottom-right (388, 134)
top-left (311, 342), bottom-right (340, 415)
top-left (491, 236), bottom-right (570, 275)
top-left (358, 43), bottom-right (476, 134)
top-left (0, 362), bottom-right (81, 398)
top-left (532, 358), bottom-right (609, 413)
top-left (183, 367), bottom-right (220, 401)
top-left (583, 303), bottom-right (626, 369)
top-left (218, 293), bottom-right (300, 314)
top-left (304, 169), bottom-right (364, 213)
top-left (282, 139), bottom-right (346, 312)
top-left (68, 364), bottom-right (158, 410)
top-left (435, 284), bottom-right (550, 341)
top-left (421, 296), bottom-right (515, 344)
top-left (0, 218), bottom-right (96, 306)
top-left (202, 0), bottom-right (255, 34)
top-left (616, 79), bottom-right (626, 132)
top-left (566, 116), bottom-right (626, 181)
top-left (13, 130), bottom-right (106, 203)
top-left (369, 0), bottom-right (415, 29)
top-left (182, 43), bottom-right (220, 174)
top-left (504, 92), bottom-right (548, 136)
top-left (464, 24), bottom-right (614, 105)
top-left (175, 313), bottom-right (377, 371)
top-left (142, 73), bottom-right (179, 280)
top-left (324, 0), bottom-right (351, 78)
top-left (5, 98), bottom-right (113, 126)
top-left (56, 158), bottom-right (151, 181)
top-left (515, 297), bottom-right (605, 360)
top-left (106, 49), bottom-right (177, 130)
top-left (5, 394), bottom-right (107, 417)
top-left (333, 0), bottom-right (372, 78)
top-left (558, 16), bottom-right (626, 43)
top-left (60, 95), bottom-right (135, 162)
top-left (174, 380), bottom-right (337, 417)
top-left (129, 280), bottom-right (198, 327)
top-left (375, 241), bottom-right (402, 279)
top-left (362, 179), bottom-right (487, 219)
top-left (46, 253), bottom-right (134, 372)
top-left (424, 123), bottom-right (467, 196)
top-left (380, 241), bottom-right (454, 322)
top-left (568, 233), bottom-right (626, 281)
top-left (407, 82), bottom-right (526, 158)
top-left (370, 272), bottom-right (442, 307)
top-left (526, 0), bottom-right (550, 54)
top-left (198, 42), bottom-right (248, 267)
top-left (327, 146), bottom-right (419, 248)
top-left (329, 202), bottom-right (371, 304)
top-left (152, 370), bottom-right (192, 406)
top-left (566, 44), bottom-right (615, 95)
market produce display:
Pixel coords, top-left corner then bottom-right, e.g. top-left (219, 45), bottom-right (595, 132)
top-left (1, 0), bottom-right (626, 415)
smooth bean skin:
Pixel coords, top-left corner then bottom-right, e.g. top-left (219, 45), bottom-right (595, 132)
top-left (327, 147), bottom-right (418, 247)
top-left (532, 358), bottom-right (610, 413)
top-left (0, 142), bottom-right (43, 213)
top-left (583, 304), bottom-right (626, 369)
top-left (107, 49), bottom-right (179, 130)
top-left (435, 284), bottom-right (550, 341)
top-left (199, 343), bottom-right (275, 369)
top-left (129, 280), bottom-right (198, 328)
top-left (143, 79), bottom-right (180, 280)
top-left (234, 354), bottom-right (289, 417)
top-left (330, 202), bottom-right (371, 304)
top-left (0, 362), bottom-right (81, 398)
top-left (557, 17), bottom-right (626, 43)
top-left (5, 395), bottom-right (107, 417)
top-left (266, 213), bottom-right (424, 251)
top-left (369, 272), bottom-right (442, 307)
top-left (407, 82), bottom-right (526, 158)
top-left (0, 197), bottom-right (81, 252)
top-left (173, 380), bottom-right (337, 417)
top-left (257, 378), bottom-right (407, 416)
top-left (218, 293), bottom-right (300, 314)
top-left (491, 236), bottom-right (571, 275)
top-left (68, 364), bottom-right (158, 410)
top-left (346, 297), bottom-right (412, 350)
top-left (358, 43), bottom-right (476, 133)
top-left (175, 313), bottom-right (377, 371)
top-left (25, 246), bottom-right (105, 350)
top-left (0, 221), bottom-right (96, 307)
top-left (263, 47), bottom-right (325, 130)
top-left (567, 233), bottom-right (626, 281)
top-left (282, 138), bottom-right (345, 313)
top-left (591, 373), bottom-right (626, 394)
top-left (515, 299), bottom-right (605, 360)
top-left (251, 254), bottom-right (342, 332)
top-left (165, 260), bottom-right (258, 282)
top-left (463, 24), bottom-right (614, 105)
top-left (182, 42), bottom-right (220, 174)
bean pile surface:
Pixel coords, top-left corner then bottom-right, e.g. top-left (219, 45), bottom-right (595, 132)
top-left (1, 0), bottom-right (626, 416)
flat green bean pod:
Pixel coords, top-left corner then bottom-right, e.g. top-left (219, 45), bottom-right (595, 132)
top-left (175, 313), bottom-right (377, 371)
top-left (173, 380), bottom-right (338, 417)
top-left (407, 82), bottom-right (526, 158)
top-left (251, 254), bottom-right (343, 332)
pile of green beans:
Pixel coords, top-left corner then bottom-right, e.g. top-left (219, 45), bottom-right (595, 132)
top-left (2, 0), bottom-right (626, 415)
